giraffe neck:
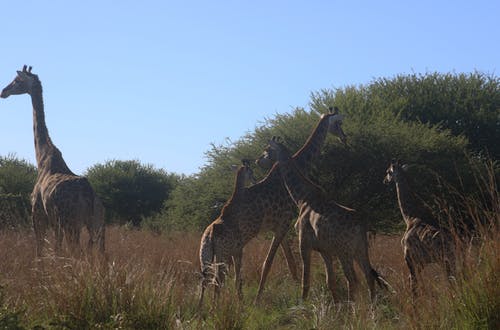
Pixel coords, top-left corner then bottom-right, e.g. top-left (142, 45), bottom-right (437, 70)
top-left (30, 80), bottom-right (73, 175)
top-left (394, 174), bottom-right (421, 226)
top-left (292, 113), bottom-right (332, 173)
top-left (278, 158), bottom-right (322, 207)
top-left (220, 167), bottom-right (250, 216)
top-left (232, 167), bottom-right (249, 197)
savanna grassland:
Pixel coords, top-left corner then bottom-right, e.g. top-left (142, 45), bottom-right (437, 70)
top-left (1, 72), bottom-right (499, 329)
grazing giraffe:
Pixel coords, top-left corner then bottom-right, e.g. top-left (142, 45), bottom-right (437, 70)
top-left (260, 137), bottom-right (390, 301)
top-left (1, 66), bottom-right (105, 256)
top-left (198, 159), bottom-right (257, 307)
top-left (383, 160), bottom-right (456, 295)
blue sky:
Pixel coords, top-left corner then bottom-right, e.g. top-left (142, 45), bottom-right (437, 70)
top-left (0, 1), bottom-right (498, 175)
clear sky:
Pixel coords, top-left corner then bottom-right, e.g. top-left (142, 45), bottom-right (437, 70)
top-left (0, 0), bottom-right (498, 175)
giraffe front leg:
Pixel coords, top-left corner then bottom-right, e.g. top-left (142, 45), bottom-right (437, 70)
top-left (255, 231), bottom-right (288, 302)
top-left (405, 255), bottom-right (418, 298)
top-left (280, 235), bottom-right (299, 282)
top-left (32, 198), bottom-right (48, 258)
top-left (232, 250), bottom-right (243, 300)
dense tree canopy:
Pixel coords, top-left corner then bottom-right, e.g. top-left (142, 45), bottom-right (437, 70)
top-left (86, 160), bottom-right (180, 226)
top-left (0, 155), bottom-right (37, 227)
top-left (161, 72), bottom-right (499, 232)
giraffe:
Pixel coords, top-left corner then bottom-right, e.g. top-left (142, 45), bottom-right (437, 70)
top-left (251, 107), bottom-right (347, 300)
top-left (198, 108), bottom-right (346, 305)
top-left (1, 66), bottom-right (105, 256)
top-left (260, 137), bottom-right (390, 301)
top-left (198, 159), bottom-right (256, 307)
top-left (383, 159), bottom-right (456, 295)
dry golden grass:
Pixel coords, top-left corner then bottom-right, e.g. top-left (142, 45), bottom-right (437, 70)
top-left (0, 221), bottom-right (497, 329)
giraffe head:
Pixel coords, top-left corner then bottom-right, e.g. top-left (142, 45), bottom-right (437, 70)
top-left (327, 106), bottom-right (347, 144)
top-left (1, 65), bottom-right (39, 98)
top-left (383, 159), bottom-right (409, 184)
top-left (255, 136), bottom-right (292, 168)
top-left (231, 158), bottom-right (257, 185)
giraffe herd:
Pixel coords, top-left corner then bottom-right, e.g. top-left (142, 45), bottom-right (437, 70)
top-left (1, 66), bottom-right (459, 307)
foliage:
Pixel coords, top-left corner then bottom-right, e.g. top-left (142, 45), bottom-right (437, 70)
top-left (162, 72), bottom-right (496, 233)
top-left (0, 154), bottom-right (36, 197)
top-left (86, 159), bottom-right (180, 226)
top-left (0, 155), bottom-right (36, 228)
top-left (311, 71), bottom-right (500, 158)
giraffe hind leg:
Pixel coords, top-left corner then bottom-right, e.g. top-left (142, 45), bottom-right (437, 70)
top-left (340, 257), bottom-right (358, 301)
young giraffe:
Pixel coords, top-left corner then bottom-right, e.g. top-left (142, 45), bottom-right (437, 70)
top-left (198, 159), bottom-right (257, 307)
top-left (1, 66), bottom-right (105, 256)
top-left (260, 137), bottom-right (390, 301)
top-left (383, 160), bottom-right (456, 295)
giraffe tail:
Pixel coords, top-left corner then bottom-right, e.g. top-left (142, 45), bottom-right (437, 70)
top-left (371, 268), bottom-right (395, 293)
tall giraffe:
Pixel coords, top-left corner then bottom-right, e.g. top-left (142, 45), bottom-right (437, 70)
top-left (252, 107), bottom-right (346, 300)
top-left (1, 66), bottom-right (105, 256)
top-left (383, 160), bottom-right (456, 295)
top-left (260, 137), bottom-right (390, 301)
top-left (198, 159), bottom-right (256, 307)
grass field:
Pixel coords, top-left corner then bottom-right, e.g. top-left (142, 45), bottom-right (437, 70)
top-left (0, 221), bottom-right (498, 329)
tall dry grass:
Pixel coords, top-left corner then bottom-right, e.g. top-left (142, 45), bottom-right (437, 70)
top-left (0, 162), bottom-right (498, 329)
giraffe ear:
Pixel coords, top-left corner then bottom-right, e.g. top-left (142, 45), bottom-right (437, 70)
top-left (230, 164), bottom-right (239, 172)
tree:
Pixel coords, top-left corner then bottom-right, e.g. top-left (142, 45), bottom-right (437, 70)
top-left (86, 160), bottom-right (180, 226)
top-left (163, 72), bottom-right (496, 233)
top-left (0, 154), bottom-right (37, 228)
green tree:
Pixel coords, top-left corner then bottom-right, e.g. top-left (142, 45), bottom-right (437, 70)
top-left (0, 154), bottom-right (37, 228)
top-left (86, 160), bottom-right (180, 226)
top-left (163, 72), bottom-right (495, 233)
top-left (0, 154), bottom-right (37, 196)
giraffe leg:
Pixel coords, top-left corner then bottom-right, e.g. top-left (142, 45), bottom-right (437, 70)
top-left (66, 226), bottom-right (82, 257)
top-left (255, 230), bottom-right (289, 302)
top-left (32, 197), bottom-right (48, 258)
top-left (340, 257), bottom-right (358, 301)
top-left (356, 248), bottom-right (377, 300)
top-left (300, 240), bottom-right (312, 301)
top-left (214, 261), bottom-right (227, 302)
top-left (280, 236), bottom-right (299, 282)
top-left (198, 275), bottom-right (208, 310)
top-left (405, 256), bottom-right (418, 297)
top-left (55, 223), bottom-right (64, 254)
top-left (319, 251), bottom-right (336, 300)
top-left (444, 243), bottom-right (456, 282)
top-left (232, 250), bottom-right (243, 300)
